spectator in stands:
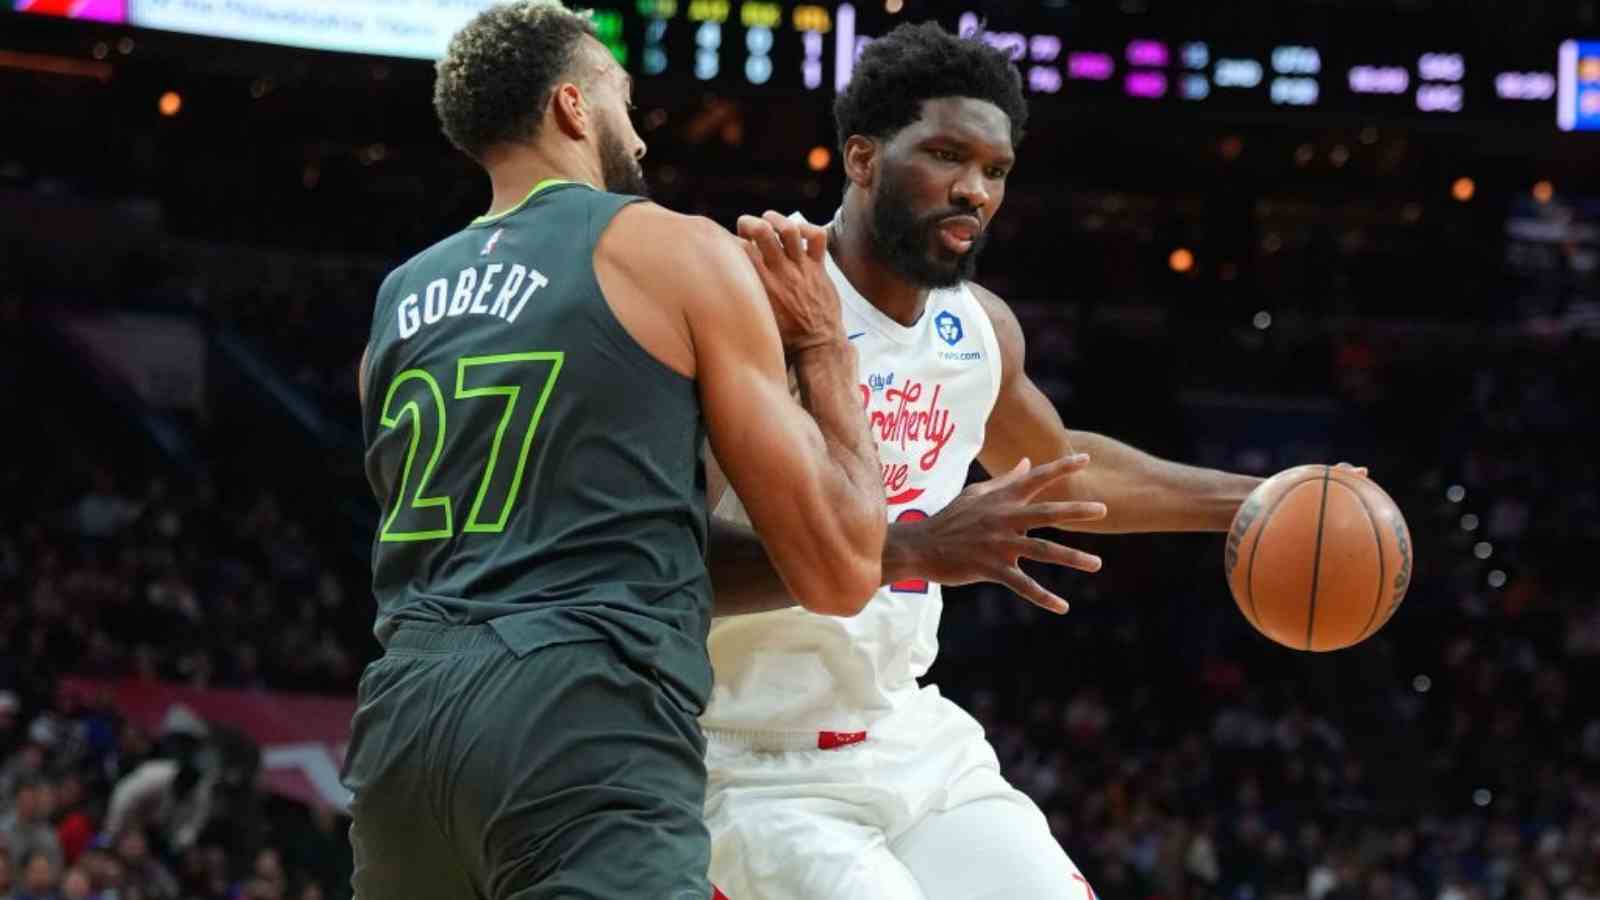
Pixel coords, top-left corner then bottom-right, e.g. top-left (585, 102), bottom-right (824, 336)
top-left (113, 829), bottom-right (177, 900)
top-left (50, 773), bottom-right (93, 869)
top-left (12, 849), bottom-right (59, 900)
top-left (57, 867), bottom-right (92, 900)
top-left (1, 778), bottom-right (62, 873)
top-left (0, 847), bottom-right (12, 897)
top-left (103, 756), bottom-right (214, 857)
top-left (76, 848), bottom-right (125, 900)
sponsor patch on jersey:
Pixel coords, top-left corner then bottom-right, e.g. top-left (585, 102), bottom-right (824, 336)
top-left (934, 310), bottom-right (964, 346)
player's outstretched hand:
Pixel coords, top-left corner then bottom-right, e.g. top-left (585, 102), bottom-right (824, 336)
top-left (888, 454), bottom-right (1107, 615)
top-left (736, 211), bottom-right (843, 355)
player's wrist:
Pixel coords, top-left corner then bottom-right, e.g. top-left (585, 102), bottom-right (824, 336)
top-left (881, 519), bottom-right (931, 585)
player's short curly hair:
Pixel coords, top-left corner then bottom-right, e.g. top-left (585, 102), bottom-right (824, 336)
top-left (833, 21), bottom-right (1027, 153)
top-left (433, 1), bottom-right (599, 160)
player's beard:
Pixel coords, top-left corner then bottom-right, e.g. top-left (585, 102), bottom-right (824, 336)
top-left (868, 162), bottom-right (989, 288)
top-left (598, 117), bottom-right (649, 197)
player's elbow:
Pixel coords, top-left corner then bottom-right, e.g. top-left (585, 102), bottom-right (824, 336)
top-left (794, 518), bottom-right (884, 616)
top-left (793, 553), bottom-right (881, 617)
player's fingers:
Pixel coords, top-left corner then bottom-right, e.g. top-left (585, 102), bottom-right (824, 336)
top-left (799, 222), bottom-right (828, 262)
top-left (998, 566), bottom-right (1069, 615)
top-left (735, 214), bottom-right (767, 241)
top-left (739, 238), bottom-right (767, 274)
top-left (738, 215), bottom-right (786, 269)
top-left (766, 212), bottom-right (807, 264)
top-left (1013, 536), bottom-right (1103, 573)
top-left (1010, 501), bottom-right (1108, 530)
top-left (973, 457), bottom-right (1030, 496)
top-left (1334, 462), bottom-right (1370, 478)
top-left (1012, 452), bottom-right (1090, 499)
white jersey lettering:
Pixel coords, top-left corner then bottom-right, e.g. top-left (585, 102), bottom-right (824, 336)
top-left (703, 216), bottom-right (1004, 735)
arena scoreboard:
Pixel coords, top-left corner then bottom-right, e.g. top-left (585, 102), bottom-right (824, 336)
top-left (12, 0), bottom-right (1600, 132)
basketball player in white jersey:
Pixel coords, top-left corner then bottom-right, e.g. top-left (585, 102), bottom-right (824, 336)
top-left (701, 20), bottom-right (1360, 900)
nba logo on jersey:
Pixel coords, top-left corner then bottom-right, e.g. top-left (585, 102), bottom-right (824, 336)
top-left (481, 228), bottom-right (503, 256)
top-left (935, 310), bottom-right (963, 346)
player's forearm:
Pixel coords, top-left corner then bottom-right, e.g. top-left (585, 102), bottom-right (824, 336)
top-left (790, 338), bottom-right (887, 581)
top-left (1060, 430), bottom-right (1261, 533)
top-left (708, 517), bottom-right (799, 617)
top-left (710, 518), bottom-right (937, 616)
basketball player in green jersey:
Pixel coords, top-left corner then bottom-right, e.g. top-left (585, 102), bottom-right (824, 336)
top-left (341, 3), bottom-right (886, 898)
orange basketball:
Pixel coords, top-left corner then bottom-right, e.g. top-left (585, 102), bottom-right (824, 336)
top-left (1224, 465), bottom-right (1413, 652)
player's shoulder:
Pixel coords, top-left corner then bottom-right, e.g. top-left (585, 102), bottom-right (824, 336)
top-left (604, 201), bottom-right (735, 252)
top-left (602, 204), bottom-right (758, 306)
top-left (374, 254), bottom-right (417, 310)
top-left (956, 280), bottom-right (1026, 392)
top-left (963, 281), bottom-right (1024, 352)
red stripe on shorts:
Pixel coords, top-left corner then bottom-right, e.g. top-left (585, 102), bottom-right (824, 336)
top-left (817, 730), bottom-right (867, 750)
top-left (711, 887), bottom-right (730, 900)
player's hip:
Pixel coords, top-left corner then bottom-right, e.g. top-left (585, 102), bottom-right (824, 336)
top-left (703, 687), bottom-right (1002, 818)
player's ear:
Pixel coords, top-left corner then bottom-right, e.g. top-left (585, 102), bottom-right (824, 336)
top-left (842, 135), bottom-right (877, 189)
top-left (550, 81), bottom-right (590, 140)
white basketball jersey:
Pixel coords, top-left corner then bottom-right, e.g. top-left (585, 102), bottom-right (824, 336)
top-left (702, 230), bottom-right (1003, 736)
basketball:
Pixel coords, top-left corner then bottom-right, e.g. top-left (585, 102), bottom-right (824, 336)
top-left (1225, 465), bottom-right (1413, 652)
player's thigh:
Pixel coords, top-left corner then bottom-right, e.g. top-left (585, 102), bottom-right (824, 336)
top-left (343, 653), bottom-right (479, 899)
top-left (450, 640), bottom-right (713, 900)
top-left (348, 804), bottom-right (475, 900)
top-left (892, 793), bottom-right (1095, 900)
top-left (707, 798), bottom-right (924, 900)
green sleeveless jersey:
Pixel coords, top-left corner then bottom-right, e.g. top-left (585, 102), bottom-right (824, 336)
top-left (360, 181), bottom-right (712, 707)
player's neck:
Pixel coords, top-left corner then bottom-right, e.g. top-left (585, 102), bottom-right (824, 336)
top-left (827, 215), bottom-right (929, 327)
top-left (481, 148), bottom-right (601, 219)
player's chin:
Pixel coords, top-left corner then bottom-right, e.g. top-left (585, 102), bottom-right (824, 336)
top-left (925, 249), bottom-right (967, 276)
top-left (924, 241), bottom-right (967, 268)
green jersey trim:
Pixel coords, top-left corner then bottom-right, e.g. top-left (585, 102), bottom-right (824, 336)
top-left (471, 178), bottom-right (589, 226)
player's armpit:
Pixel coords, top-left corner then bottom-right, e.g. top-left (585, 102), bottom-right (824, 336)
top-left (672, 218), bottom-right (884, 614)
top-left (968, 283), bottom-right (1084, 493)
top-left (703, 439), bottom-right (730, 512)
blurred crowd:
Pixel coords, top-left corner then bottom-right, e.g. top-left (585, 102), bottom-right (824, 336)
top-left (931, 320), bottom-right (1600, 900)
top-left (3, 172), bottom-right (1599, 900)
top-left (0, 299), bottom-right (361, 899)
top-left (0, 688), bottom-right (351, 900)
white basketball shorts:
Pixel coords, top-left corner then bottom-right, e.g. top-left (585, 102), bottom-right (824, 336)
top-left (703, 687), bottom-right (1096, 900)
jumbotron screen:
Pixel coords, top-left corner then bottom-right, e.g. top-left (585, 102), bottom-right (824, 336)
top-left (12, 0), bottom-right (1599, 131)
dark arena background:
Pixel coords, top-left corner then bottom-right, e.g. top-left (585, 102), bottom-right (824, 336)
top-left (2, 0), bottom-right (1599, 898)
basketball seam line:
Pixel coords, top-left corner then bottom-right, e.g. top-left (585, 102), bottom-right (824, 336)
top-left (1343, 480), bottom-right (1388, 644)
top-left (1244, 474), bottom-right (1324, 637)
top-left (1305, 466), bottom-right (1331, 651)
